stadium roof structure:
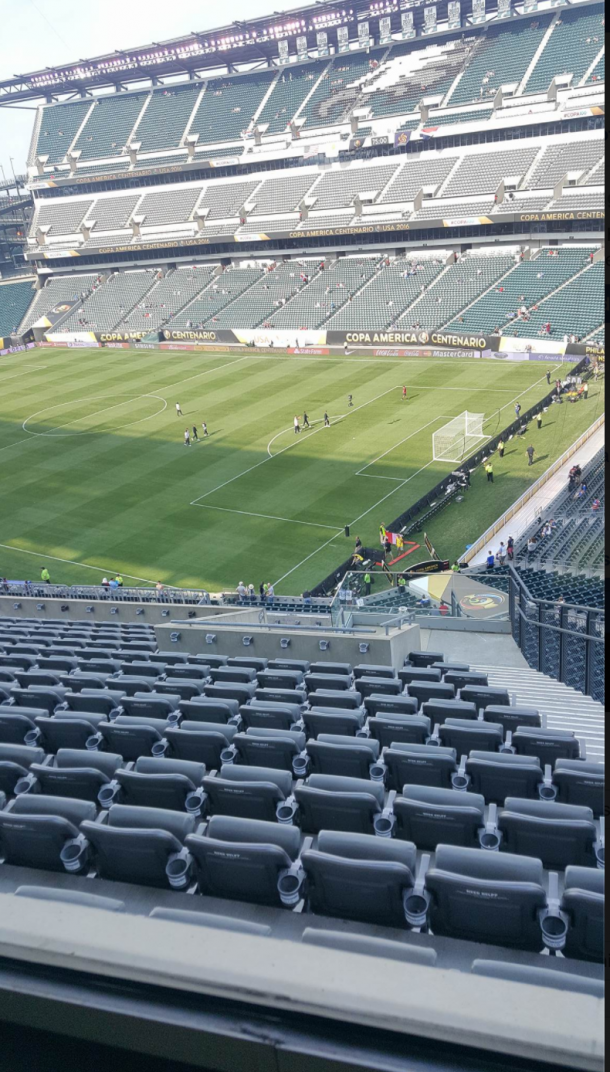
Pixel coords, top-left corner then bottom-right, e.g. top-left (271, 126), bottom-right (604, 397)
top-left (0, 0), bottom-right (587, 106)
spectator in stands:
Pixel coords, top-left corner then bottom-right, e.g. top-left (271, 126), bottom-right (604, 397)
top-left (237, 581), bottom-right (247, 603)
top-left (496, 543), bottom-right (507, 566)
top-left (439, 601), bottom-right (450, 616)
top-left (527, 536), bottom-right (537, 554)
top-left (506, 536), bottom-right (514, 561)
top-left (486, 549), bottom-right (495, 571)
top-left (591, 498), bottom-right (601, 511)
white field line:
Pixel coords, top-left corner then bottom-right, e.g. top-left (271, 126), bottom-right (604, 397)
top-left (0, 364), bottom-right (48, 375)
top-left (22, 393), bottom-right (167, 438)
top-left (271, 366), bottom-right (564, 586)
top-left (0, 542), bottom-right (158, 586)
top-left (191, 385), bottom-right (400, 505)
top-left (267, 415), bottom-right (345, 457)
top-left (192, 504), bottom-right (342, 531)
top-left (355, 414), bottom-right (453, 476)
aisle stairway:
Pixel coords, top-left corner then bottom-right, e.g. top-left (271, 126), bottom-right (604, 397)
top-left (471, 664), bottom-right (604, 761)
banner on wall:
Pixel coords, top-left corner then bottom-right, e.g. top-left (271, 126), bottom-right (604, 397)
top-left (379, 16), bottom-right (392, 42)
top-left (422, 5), bottom-right (437, 34)
top-left (401, 11), bottom-right (415, 37)
top-left (277, 39), bottom-right (289, 64)
top-left (296, 35), bottom-right (308, 59)
top-left (316, 31), bottom-right (329, 55)
top-left (337, 25), bottom-right (350, 52)
top-left (349, 135), bottom-right (367, 151)
top-left (394, 129), bottom-right (412, 147)
top-left (31, 298), bottom-right (80, 329)
top-left (497, 0), bottom-right (511, 15)
top-left (358, 20), bottom-right (371, 46)
top-left (471, 0), bottom-right (486, 21)
top-left (448, 1), bottom-right (461, 28)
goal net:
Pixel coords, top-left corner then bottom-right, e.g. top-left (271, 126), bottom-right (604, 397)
top-left (432, 411), bottom-right (486, 463)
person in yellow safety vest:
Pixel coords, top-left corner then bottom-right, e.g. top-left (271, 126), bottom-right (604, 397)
top-left (363, 571), bottom-right (371, 596)
top-left (451, 560), bottom-right (460, 572)
top-left (115, 575), bottom-right (123, 587)
top-left (485, 462), bottom-right (494, 483)
top-left (497, 439), bottom-right (505, 458)
top-left (397, 575), bottom-right (407, 593)
top-left (41, 567), bottom-right (50, 583)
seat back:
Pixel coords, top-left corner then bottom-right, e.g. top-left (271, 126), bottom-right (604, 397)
top-left (81, 804), bottom-right (196, 888)
top-left (513, 728), bottom-right (580, 766)
top-left (257, 669), bottom-right (305, 690)
top-left (439, 719), bottom-right (504, 755)
top-left (0, 794), bottom-right (96, 870)
top-left (466, 751), bottom-right (543, 805)
top-left (294, 774), bottom-right (384, 835)
top-left (421, 700), bottom-right (478, 725)
top-left (113, 757), bottom-right (205, 811)
top-left (35, 713), bottom-right (108, 752)
top-left (460, 685), bottom-right (510, 710)
top-left (561, 866), bottom-right (604, 962)
top-left (483, 705), bottom-right (541, 732)
top-left (356, 676), bottom-right (402, 699)
top-left (302, 708), bottom-right (363, 738)
top-left (186, 814), bottom-right (300, 906)
top-left (307, 689), bottom-right (362, 710)
top-left (239, 702), bottom-right (301, 732)
top-left (352, 665), bottom-right (396, 681)
top-left (0, 743), bottom-right (45, 796)
top-left (99, 718), bottom-right (167, 760)
top-left (407, 681), bottom-right (455, 709)
top-left (302, 830), bottom-right (416, 927)
top-left (394, 786), bottom-right (485, 850)
top-left (210, 666), bottom-right (257, 684)
top-left (368, 714), bottom-right (431, 750)
top-left (398, 667), bottom-right (442, 687)
top-left (385, 744), bottom-right (457, 791)
top-left (28, 749), bottom-right (122, 802)
top-left (499, 798), bottom-right (598, 870)
top-left (306, 736), bottom-right (379, 779)
top-left (122, 695), bottom-right (179, 720)
top-left (0, 709), bottom-right (38, 744)
top-left (406, 651), bottom-right (444, 667)
top-left (165, 722), bottom-right (236, 767)
top-left (364, 695), bottom-right (418, 718)
top-left (233, 729), bottom-right (304, 771)
top-left (203, 765), bottom-right (290, 822)
top-left (180, 698), bottom-right (239, 724)
top-left (70, 688), bottom-right (126, 714)
top-left (444, 671), bottom-right (489, 690)
top-left (553, 760), bottom-right (604, 816)
top-left (205, 682), bottom-right (258, 705)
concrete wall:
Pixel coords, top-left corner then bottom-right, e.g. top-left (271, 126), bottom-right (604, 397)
top-left (154, 622), bottom-right (420, 669)
top-left (0, 596), bottom-right (230, 626)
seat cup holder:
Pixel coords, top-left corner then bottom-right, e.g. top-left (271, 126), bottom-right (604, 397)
top-left (151, 740), bottom-right (168, 758)
top-left (60, 836), bottom-right (89, 874)
top-left (185, 789), bottom-right (205, 816)
top-left (166, 711), bottom-right (180, 726)
top-left (369, 763), bottom-right (386, 783)
top-left (292, 755), bottom-right (308, 778)
top-left (373, 814), bottom-right (394, 838)
top-left (499, 744), bottom-right (515, 754)
top-left (97, 784), bottom-right (118, 809)
top-left (355, 728), bottom-right (370, 739)
top-left (276, 801), bottom-right (297, 825)
top-left (277, 869), bottom-right (304, 907)
top-left (220, 746), bottom-right (236, 765)
top-left (166, 851), bottom-right (191, 890)
top-left (85, 733), bottom-right (101, 751)
top-left (23, 729), bottom-right (40, 747)
top-left (595, 844), bottom-right (604, 870)
top-left (538, 784), bottom-right (557, 802)
top-left (14, 775), bottom-right (34, 795)
top-left (451, 773), bottom-right (470, 792)
top-left (403, 891), bottom-right (429, 928)
top-left (540, 912), bottom-right (568, 951)
top-left (479, 831), bottom-right (501, 851)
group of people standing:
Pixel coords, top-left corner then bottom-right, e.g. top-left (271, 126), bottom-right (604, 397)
top-left (236, 581), bottom-right (275, 604)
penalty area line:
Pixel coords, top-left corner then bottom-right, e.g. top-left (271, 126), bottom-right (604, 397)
top-left (192, 504), bottom-right (342, 531)
top-left (0, 543), bottom-right (159, 586)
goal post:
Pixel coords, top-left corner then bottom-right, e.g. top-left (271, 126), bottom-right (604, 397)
top-left (432, 411), bottom-right (486, 463)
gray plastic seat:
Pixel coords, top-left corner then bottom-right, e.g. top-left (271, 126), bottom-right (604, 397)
top-left (460, 685), bottom-right (510, 711)
top-left (309, 662), bottom-right (352, 677)
top-left (15, 885), bottom-right (125, 912)
top-left (119, 661), bottom-right (165, 679)
top-left (257, 669), bottom-right (305, 691)
top-left (471, 959), bottom-right (604, 998)
top-left (368, 714), bottom-right (431, 750)
top-left (15, 670), bottom-right (64, 689)
top-left (302, 927), bottom-right (437, 965)
top-left (355, 676), bottom-right (402, 699)
top-left (465, 751), bottom-right (544, 804)
top-left (163, 722), bottom-right (237, 768)
top-left (33, 712), bottom-right (109, 752)
top-left (64, 671), bottom-right (112, 692)
top-left (302, 707), bottom-right (364, 738)
top-left (227, 656), bottom-right (268, 672)
top-left (444, 671), bottom-right (489, 690)
top-left (239, 702), bottom-right (301, 732)
top-left (202, 765), bottom-right (294, 823)
top-left (150, 651), bottom-right (189, 666)
top-left (305, 672), bottom-right (354, 694)
top-left (439, 718), bottom-right (504, 755)
top-left (267, 659), bottom-right (310, 673)
top-left (426, 844), bottom-right (548, 951)
top-left (81, 804), bottom-right (197, 888)
top-left (229, 728), bottom-right (305, 772)
top-left (406, 651), bottom-right (444, 667)
top-left (394, 786), bottom-right (486, 850)
top-left (306, 734), bottom-right (380, 780)
top-left (97, 716), bottom-right (170, 760)
top-left (302, 830), bottom-right (417, 928)
top-left (0, 709), bottom-right (39, 744)
top-left (407, 681), bottom-right (455, 709)
top-left (154, 678), bottom-right (205, 701)
top-left (120, 694), bottom-right (181, 722)
top-left (210, 666), bottom-right (257, 685)
top-left (10, 685), bottom-right (67, 714)
top-left (308, 689), bottom-right (362, 710)
top-left (553, 760), bottom-right (604, 816)
top-left (74, 659), bottom-right (121, 676)
top-left (106, 675), bottom-right (155, 696)
top-left (100, 756), bottom-right (207, 812)
top-left (364, 694), bottom-right (418, 718)
top-left (19, 749), bottom-right (123, 803)
top-left (430, 662), bottom-right (470, 677)
top-left (399, 667), bottom-right (442, 687)
top-left (206, 682), bottom-right (258, 705)
top-left (421, 699), bottom-right (478, 725)
top-left (385, 743), bottom-right (458, 791)
top-left (352, 664), bottom-right (396, 681)
top-left (180, 698), bottom-right (239, 724)
top-left (149, 906), bottom-right (271, 936)
top-left (186, 814), bottom-right (302, 907)
top-left (483, 705), bottom-right (541, 733)
top-left (0, 654), bottom-right (37, 670)
top-left (254, 686), bottom-right (307, 706)
top-left (65, 688), bottom-right (126, 715)
top-left (294, 774), bottom-right (385, 835)
top-left (0, 794), bottom-right (96, 872)
top-left (498, 798), bottom-right (599, 870)
top-left (560, 866), bottom-right (604, 962)
top-left (513, 728), bottom-right (580, 766)
top-left (0, 743), bottom-right (46, 797)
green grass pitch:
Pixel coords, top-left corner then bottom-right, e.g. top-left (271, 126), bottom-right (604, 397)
top-left (0, 347), bottom-right (603, 593)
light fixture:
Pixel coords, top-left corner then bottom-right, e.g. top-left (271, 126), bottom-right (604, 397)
top-left (243, 636), bottom-right (253, 646)
top-left (36, 603), bottom-right (45, 611)
top-left (86, 606), bottom-right (95, 613)
top-left (205, 633), bottom-right (216, 644)
top-left (13, 602), bottom-right (21, 610)
top-left (161, 610), bottom-right (170, 618)
top-left (319, 639), bottom-right (330, 651)
top-left (280, 637), bottom-right (291, 648)
top-left (359, 642), bottom-right (370, 653)
top-left (170, 631), bottom-right (182, 643)
top-left (136, 609), bottom-right (145, 616)
top-left (110, 607), bottom-right (119, 615)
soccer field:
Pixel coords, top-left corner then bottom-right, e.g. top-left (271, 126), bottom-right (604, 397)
top-left (0, 347), bottom-right (602, 594)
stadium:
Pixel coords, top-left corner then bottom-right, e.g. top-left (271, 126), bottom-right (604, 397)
top-left (0, 0), bottom-right (604, 1068)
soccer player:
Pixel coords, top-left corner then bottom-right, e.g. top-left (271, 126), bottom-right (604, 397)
top-left (184, 429), bottom-right (190, 446)
top-left (303, 412), bottom-right (310, 428)
top-left (294, 415), bottom-right (301, 434)
top-left (514, 402), bottom-right (521, 419)
top-left (176, 403), bottom-right (183, 416)
top-left (324, 411), bottom-right (330, 427)
top-left (344, 342), bottom-right (348, 354)
top-left (192, 425), bottom-right (199, 441)
top-left (546, 369), bottom-right (551, 385)
top-left (347, 394), bottom-right (353, 407)
top-left (402, 386), bottom-right (408, 401)
top-left (202, 422), bottom-right (208, 437)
